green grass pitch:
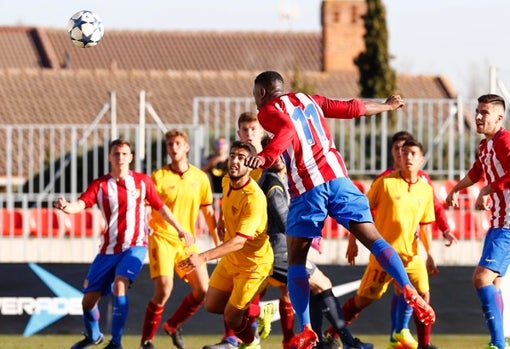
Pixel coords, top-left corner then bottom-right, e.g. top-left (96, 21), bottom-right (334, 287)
top-left (0, 334), bottom-right (493, 349)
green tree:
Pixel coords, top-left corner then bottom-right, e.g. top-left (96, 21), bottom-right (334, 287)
top-left (355, 0), bottom-right (396, 98)
top-left (290, 66), bottom-right (315, 95)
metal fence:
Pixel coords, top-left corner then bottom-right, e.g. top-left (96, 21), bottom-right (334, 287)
top-left (1, 96), bottom-right (506, 265)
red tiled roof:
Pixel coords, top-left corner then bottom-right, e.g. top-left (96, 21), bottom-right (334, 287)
top-left (0, 26), bottom-right (457, 126)
top-left (0, 69), bottom-right (454, 126)
top-left (43, 28), bottom-right (323, 72)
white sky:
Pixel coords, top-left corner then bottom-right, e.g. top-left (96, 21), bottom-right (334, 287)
top-left (1, 0), bottom-right (509, 98)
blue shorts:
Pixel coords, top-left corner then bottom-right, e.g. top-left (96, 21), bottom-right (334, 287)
top-left (286, 177), bottom-right (373, 239)
top-left (478, 227), bottom-right (510, 276)
top-left (83, 246), bottom-right (147, 295)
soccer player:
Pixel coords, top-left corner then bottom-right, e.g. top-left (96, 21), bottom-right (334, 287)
top-left (445, 94), bottom-right (510, 349)
top-left (344, 130), bottom-right (455, 349)
top-left (203, 112), bottom-right (267, 349)
top-left (54, 139), bottom-right (192, 349)
top-left (258, 153), bottom-right (373, 349)
top-left (139, 130), bottom-right (219, 349)
top-left (342, 139), bottom-right (437, 349)
top-left (177, 140), bottom-right (274, 349)
top-left (244, 70), bottom-right (435, 349)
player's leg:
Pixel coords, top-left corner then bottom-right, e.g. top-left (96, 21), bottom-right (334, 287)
top-left (266, 265), bottom-right (294, 347)
top-left (406, 257), bottom-right (435, 349)
top-left (329, 178), bottom-right (434, 325)
top-left (474, 228), bottom-right (510, 349)
top-left (232, 265), bottom-right (271, 348)
top-left (310, 267), bottom-right (373, 349)
top-left (163, 246), bottom-right (209, 348)
top-left (285, 185), bottom-right (332, 348)
top-left (141, 235), bottom-right (177, 347)
top-left (71, 253), bottom-right (119, 348)
top-left (108, 246), bottom-right (147, 348)
top-left (202, 261), bottom-right (240, 349)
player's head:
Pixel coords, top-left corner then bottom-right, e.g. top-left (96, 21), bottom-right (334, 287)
top-left (109, 139), bottom-right (133, 169)
top-left (475, 94), bottom-right (506, 138)
top-left (390, 131), bottom-right (414, 170)
top-left (401, 138), bottom-right (424, 174)
top-left (253, 71), bottom-right (285, 109)
top-left (214, 137), bottom-right (228, 155)
top-left (228, 140), bottom-right (257, 181)
top-left (164, 129), bottom-right (190, 162)
top-left (237, 111), bottom-right (265, 151)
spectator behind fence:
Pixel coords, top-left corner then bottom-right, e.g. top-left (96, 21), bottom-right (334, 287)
top-left (202, 137), bottom-right (229, 195)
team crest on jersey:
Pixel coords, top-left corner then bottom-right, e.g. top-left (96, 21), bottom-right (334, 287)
top-left (231, 206), bottom-right (239, 215)
top-left (130, 189), bottom-right (141, 199)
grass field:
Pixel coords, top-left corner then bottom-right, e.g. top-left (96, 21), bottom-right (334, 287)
top-left (0, 334), bottom-right (493, 349)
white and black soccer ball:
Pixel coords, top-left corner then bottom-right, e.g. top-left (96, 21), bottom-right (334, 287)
top-left (66, 10), bottom-right (104, 48)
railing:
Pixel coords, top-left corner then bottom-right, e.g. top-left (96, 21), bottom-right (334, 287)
top-left (1, 97), bottom-right (507, 264)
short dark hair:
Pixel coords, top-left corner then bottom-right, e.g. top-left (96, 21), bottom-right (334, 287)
top-left (391, 131), bottom-right (414, 145)
top-left (254, 71), bottom-right (284, 89)
top-left (478, 94), bottom-right (506, 111)
top-left (110, 139), bottom-right (132, 152)
top-left (402, 138), bottom-right (424, 153)
top-left (230, 140), bottom-right (257, 157)
top-left (237, 111), bottom-right (258, 128)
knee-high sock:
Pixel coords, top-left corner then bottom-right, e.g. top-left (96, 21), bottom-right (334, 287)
top-left (316, 289), bottom-right (356, 346)
top-left (478, 284), bottom-right (505, 349)
top-left (166, 293), bottom-right (204, 329)
top-left (309, 293), bottom-right (323, 345)
top-left (371, 239), bottom-right (411, 288)
top-left (222, 318), bottom-right (238, 346)
top-left (279, 298), bottom-right (295, 343)
top-left (394, 293), bottom-right (413, 332)
top-left (341, 296), bottom-right (362, 325)
top-left (389, 293), bottom-right (398, 341)
top-left (413, 305), bottom-right (431, 346)
top-left (141, 301), bottom-right (164, 342)
top-left (83, 305), bottom-right (101, 341)
top-left (288, 264), bottom-right (311, 331)
top-left (111, 295), bottom-right (128, 345)
top-left (232, 313), bottom-right (254, 344)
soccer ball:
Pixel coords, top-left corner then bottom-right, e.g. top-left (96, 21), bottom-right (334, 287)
top-left (66, 10), bottom-right (104, 48)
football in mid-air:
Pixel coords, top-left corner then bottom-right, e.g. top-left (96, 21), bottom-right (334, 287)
top-left (66, 10), bottom-right (104, 48)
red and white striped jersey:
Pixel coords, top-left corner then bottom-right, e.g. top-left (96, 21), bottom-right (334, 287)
top-left (257, 92), bottom-right (366, 198)
top-left (79, 171), bottom-right (165, 254)
top-left (467, 128), bottom-right (510, 228)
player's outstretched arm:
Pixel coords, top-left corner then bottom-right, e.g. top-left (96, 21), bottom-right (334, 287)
top-left (363, 95), bottom-right (405, 116)
top-left (54, 197), bottom-right (86, 214)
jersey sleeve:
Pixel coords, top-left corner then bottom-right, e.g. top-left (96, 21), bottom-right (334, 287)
top-left (200, 171), bottom-right (214, 206)
top-left (312, 95), bottom-right (366, 119)
top-left (257, 106), bottom-right (296, 169)
top-left (366, 176), bottom-right (382, 210)
top-left (143, 175), bottom-right (165, 211)
top-left (79, 178), bottom-right (101, 208)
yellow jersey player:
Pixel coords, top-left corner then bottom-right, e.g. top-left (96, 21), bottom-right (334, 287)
top-left (140, 129), bottom-right (219, 349)
top-left (178, 140), bottom-right (273, 349)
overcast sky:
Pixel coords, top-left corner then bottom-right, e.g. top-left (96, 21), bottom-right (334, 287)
top-left (2, 0), bottom-right (509, 99)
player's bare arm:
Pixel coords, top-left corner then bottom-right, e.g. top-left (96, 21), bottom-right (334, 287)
top-left (445, 176), bottom-right (474, 208)
top-left (177, 234), bottom-right (248, 274)
top-left (54, 197), bottom-right (86, 214)
top-left (345, 233), bottom-right (359, 266)
top-left (363, 94), bottom-right (405, 116)
top-left (158, 205), bottom-right (194, 247)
